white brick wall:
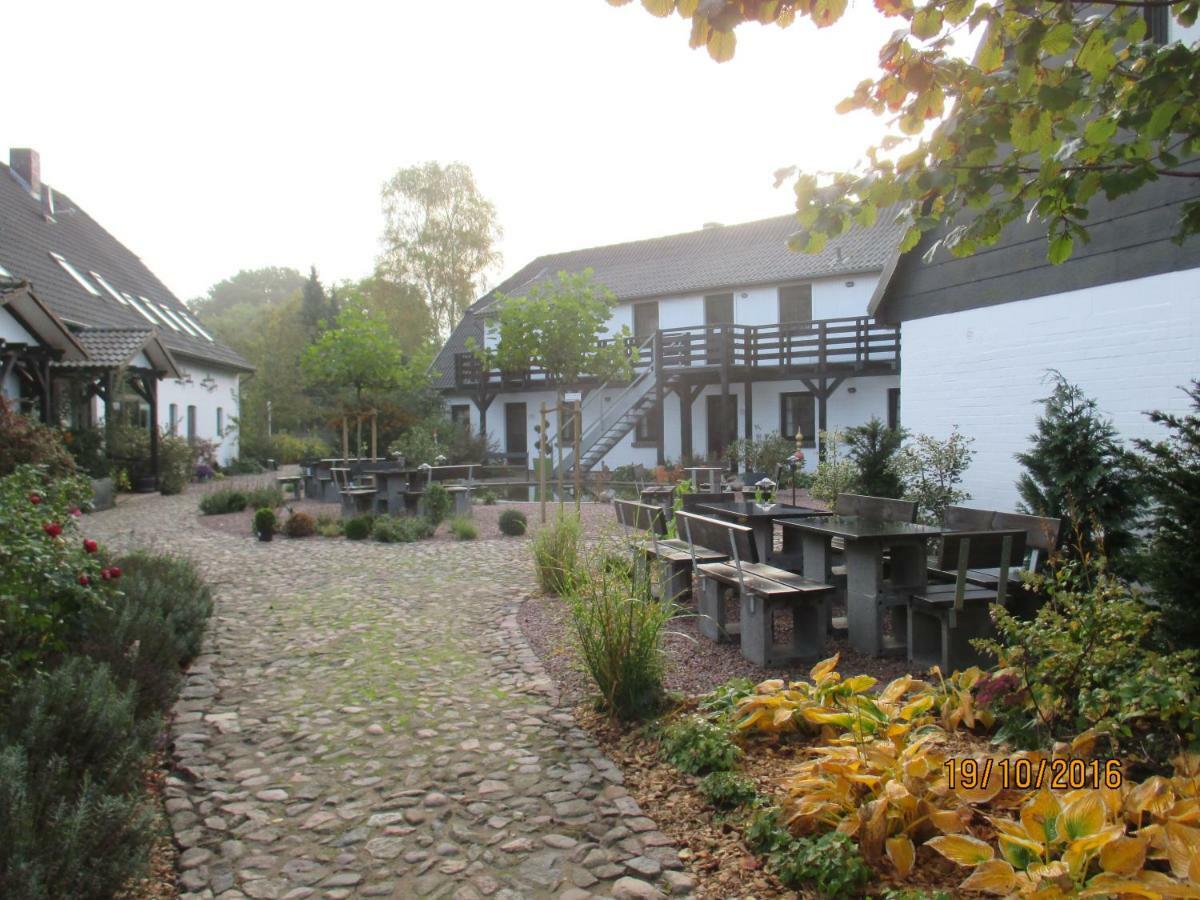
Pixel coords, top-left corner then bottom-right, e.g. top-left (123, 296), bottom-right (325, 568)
top-left (900, 267), bottom-right (1200, 511)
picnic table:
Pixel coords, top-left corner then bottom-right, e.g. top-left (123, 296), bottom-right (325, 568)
top-left (685, 467), bottom-right (725, 493)
top-left (779, 516), bottom-right (944, 657)
top-left (276, 474), bottom-right (303, 500)
top-left (697, 500), bottom-right (829, 564)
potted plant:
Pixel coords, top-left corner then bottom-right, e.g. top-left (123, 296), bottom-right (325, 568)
top-left (254, 507), bottom-right (277, 541)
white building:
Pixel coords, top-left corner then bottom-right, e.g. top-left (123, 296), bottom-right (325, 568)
top-left (0, 149), bottom-right (251, 471)
top-left (871, 175), bottom-right (1200, 511)
top-left (432, 214), bottom-right (905, 473)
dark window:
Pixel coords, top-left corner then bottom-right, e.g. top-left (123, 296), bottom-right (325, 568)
top-left (450, 404), bottom-right (471, 428)
top-left (504, 402), bottom-right (527, 460)
top-left (779, 284), bottom-right (813, 323)
top-left (887, 388), bottom-right (901, 431)
top-left (1145, 4), bottom-right (1169, 43)
top-left (168, 403), bottom-right (178, 434)
top-left (704, 293), bottom-right (734, 325)
top-left (216, 407), bottom-right (224, 435)
top-left (780, 392), bottom-right (816, 448)
top-left (633, 302), bottom-right (659, 341)
top-left (186, 405), bottom-right (197, 442)
top-left (635, 409), bottom-right (659, 444)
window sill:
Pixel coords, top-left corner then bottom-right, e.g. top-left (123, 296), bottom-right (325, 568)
top-left (631, 440), bottom-right (660, 448)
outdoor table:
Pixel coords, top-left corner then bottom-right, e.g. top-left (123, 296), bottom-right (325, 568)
top-left (778, 516), bottom-right (944, 657)
top-left (276, 474), bottom-right (303, 500)
top-left (640, 485), bottom-right (675, 508)
top-left (686, 467), bottom-right (725, 492)
top-left (362, 466), bottom-right (412, 516)
top-left (697, 500), bottom-right (830, 564)
top-left (340, 488), bottom-right (377, 518)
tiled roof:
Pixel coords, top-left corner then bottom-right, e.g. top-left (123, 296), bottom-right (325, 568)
top-left (0, 163), bottom-right (252, 372)
top-left (430, 212), bottom-right (904, 389)
top-left (63, 327), bottom-right (155, 367)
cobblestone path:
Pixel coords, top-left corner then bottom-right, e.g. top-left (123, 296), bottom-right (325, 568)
top-left (88, 490), bottom-right (690, 900)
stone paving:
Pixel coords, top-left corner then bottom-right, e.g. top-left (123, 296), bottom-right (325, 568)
top-left (87, 487), bottom-right (692, 900)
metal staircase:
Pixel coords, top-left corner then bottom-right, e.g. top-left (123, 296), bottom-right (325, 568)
top-left (554, 337), bottom-right (661, 477)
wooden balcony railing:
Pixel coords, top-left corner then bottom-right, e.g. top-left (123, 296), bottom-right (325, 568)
top-left (453, 317), bottom-right (899, 390)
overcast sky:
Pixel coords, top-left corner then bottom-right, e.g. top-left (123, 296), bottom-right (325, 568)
top-left (4, 0), bottom-right (898, 303)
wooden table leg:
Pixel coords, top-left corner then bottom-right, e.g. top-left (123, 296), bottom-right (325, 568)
top-left (883, 538), bottom-right (928, 657)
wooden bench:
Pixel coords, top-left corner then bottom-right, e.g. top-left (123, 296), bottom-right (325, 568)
top-left (333, 467), bottom-right (378, 518)
top-left (908, 529), bottom-right (1026, 672)
top-left (613, 499), bottom-right (723, 603)
top-left (676, 510), bottom-right (835, 666)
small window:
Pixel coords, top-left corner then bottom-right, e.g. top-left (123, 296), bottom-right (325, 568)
top-left (887, 388), bottom-right (901, 431)
top-left (124, 293), bottom-right (159, 325)
top-left (0, 262), bottom-right (11, 277)
top-left (144, 297), bottom-right (180, 331)
top-left (168, 403), bottom-right (179, 434)
top-left (779, 284), bottom-right (813, 323)
top-left (187, 405), bottom-right (197, 442)
top-left (159, 304), bottom-right (199, 336)
top-left (179, 311), bottom-right (214, 342)
top-left (216, 407), bottom-right (224, 434)
top-left (50, 252), bottom-right (100, 296)
top-left (633, 302), bottom-right (659, 341)
top-left (89, 272), bottom-right (129, 305)
top-left (635, 410), bottom-right (660, 444)
top-left (780, 392), bottom-right (816, 448)
top-left (450, 404), bottom-right (471, 428)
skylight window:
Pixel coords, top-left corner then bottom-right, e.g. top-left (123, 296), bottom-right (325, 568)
top-left (123, 293), bottom-right (160, 325)
top-left (90, 272), bottom-right (129, 305)
top-left (180, 311), bottom-right (214, 342)
top-left (50, 252), bottom-right (101, 296)
top-left (157, 304), bottom-right (199, 337)
top-left (0, 262), bottom-right (11, 277)
top-left (142, 297), bottom-right (180, 331)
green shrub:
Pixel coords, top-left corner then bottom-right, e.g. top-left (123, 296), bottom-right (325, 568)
top-left (1134, 380), bottom-right (1200, 644)
top-left (532, 513), bottom-right (582, 594)
top-left (899, 429), bottom-right (975, 523)
top-left (64, 425), bottom-right (110, 479)
top-left (479, 489), bottom-right (498, 505)
top-left (978, 554), bottom-right (1200, 762)
top-left (450, 517), bottom-right (478, 540)
top-left (157, 433), bottom-right (196, 495)
top-left (697, 677), bottom-right (757, 721)
top-left (199, 488), bottom-right (247, 515)
top-left (568, 554), bottom-right (670, 720)
top-left (424, 482), bottom-right (452, 526)
top-left (344, 515), bottom-right (372, 541)
top-left (372, 516), bottom-right (434, 543)
top-left (69, 553), bottom-right (213, 719)
top-left (315, 512), bottom-right (343, 537)
top-left (769, 831), bottom-right (871, 897)
top-left (253, 507), bottom-right (276, 536)
top-left (0, 747), bottom-right (156, 900)
top-left (744, 805), bottom-right (791, 855)
top-left (498, 508), bottom-right (527, 536)
top-left (0, 398), bottom-right (76, 478)
top-left (809, 429), bottom-right (859, 506)
top-left (660, 715), bottom-right (741, 774)
top-left (697, 771), bottom-right (757, 810)
top-left (269, 432), bottom-right (331, 464)
top-left (282, 511), bottom-right (317, 538)
top-left (244, 485), bottom-right (284, 509)
top-left (224, 457), bottom-right (264, 475)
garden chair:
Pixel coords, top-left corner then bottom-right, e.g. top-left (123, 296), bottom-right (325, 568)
top-left (907, 528), bottom-right (1026, 672)
top-left (676, 510), bottom-right (835, 665)
top-left (614, 499), bottom-right (721, 603)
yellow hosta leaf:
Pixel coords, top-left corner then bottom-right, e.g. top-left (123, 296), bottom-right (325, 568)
top-left (772, 707), bottom-right (795, 727)
top-left (1069, 823), bottom-right (1125, 855)
top-left (1100, 834), bottom-right (1149, 875)
top-left (1165, 821), bottom-right (1200, 880)
top-left (754, 678), bottom-right (784, 693)
top-left (802, 708), bottom-right (855, 729)
top-left (899, 694), bottom-right (935, 720)
top-left (1070, 728), bottom-right (1101, 758)
top-left (927, 833), bottom-right (995, 866)
top-left (961, 859), bottom-right (1017, 894)
top-left (999, 830), bottom-right (1045, 870)
top-left (954, 773), bottom-right (1003, 806)
top-left (1022, 789), bottom-right (1063, 844)
top-left (1028, 859), bottom-right (1070, 881)
top-left (810, 654), bottom-right (840, 682)
top-left (886, 835), bottom-right (916, 878)
top-left (1061, 791), bottom-right (1108, 840)
top-left (930, 808), bottom-right (968, 834)
top-left (843, 674), bottom-right (877, 694)
top-left (859, 798), bottom-right (889, 862)
top-left (880, 675), bottom-right (912, 703)
top-left (1173, 752), bottom-right (1200, 780)
top-left (1127, 776), bottom-right (1176, 821)
top-left (1079, 873), bottom-right (1163, 897)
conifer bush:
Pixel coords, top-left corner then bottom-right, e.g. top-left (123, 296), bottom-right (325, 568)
top-left (199, 488), bottom-right (248, 515)
top-left (424, 482), bottom-right (452, 526)
top-left (498, 508), bottom-right (527, 536)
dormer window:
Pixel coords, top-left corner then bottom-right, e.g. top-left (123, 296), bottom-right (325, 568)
top-left (158, 304), bottom-right (199, 336)
top-left (142, 297), bottom-right (180, 331)
top-left (124, 293), bottom-right (160, 325)
top-left (179, 311), bottom-right (214, 342)
top-left (49, 252), bottom-right (100, 296)
top-left (0, 262), bottom-right (11, 277)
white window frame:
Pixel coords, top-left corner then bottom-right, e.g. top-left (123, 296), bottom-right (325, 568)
top-left (89, 271), bottom-right (129, 304)
top-left (50, 252), bottom-right (101, 296)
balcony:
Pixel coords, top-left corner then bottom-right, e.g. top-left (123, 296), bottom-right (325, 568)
top-left (452, 316), bottom-right (899, 391)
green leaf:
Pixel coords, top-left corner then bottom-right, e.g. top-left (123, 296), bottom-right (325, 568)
top-left (1038, 84), bottom-right (1076, 111)
top-left (899, 224), bottom-right (922, 253)
top-left (1147, 101), bottom-right (1181, 138)
top-left (1041, 23), bottom-right (1075, 56)
top-left (1047, 233), bottom-right (1074, 264)
top-left (1084, 118), bottom-right (1117, 147)
top-left (912, 6), bottom-right (944, 40)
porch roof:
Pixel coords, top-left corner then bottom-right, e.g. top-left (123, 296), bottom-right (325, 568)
top-left (51, 326), bottom-right (181, 378)
top-left (1, 277), bottom-right (88, 361)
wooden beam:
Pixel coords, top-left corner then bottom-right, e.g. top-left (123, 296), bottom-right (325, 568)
top-left (145, 374), bottom-right (159, 486)
top-left (676, 379), bottom-right (697, 462)
top-left (743, 379), bottom-right (753, 443)
top-left (654, 331), bottom-right (665, 466)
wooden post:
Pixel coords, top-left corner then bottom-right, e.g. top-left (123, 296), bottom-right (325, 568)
top-left (371, 411), bottom-right (378, 462)
top-left (146, 375), bottom-right (160, 487)
top-left (573, 398), bottom-right (582, 512)
top-left (341, 417), bottom-right (349, 463)
top-left (556, 402), bottom-right (564, 511)
top-left (679, 380), bottom-right (694, 462)
top-left (539, 401), bottom-right (548, 524)
top-left (653, 330), bottom-right (665, 466)
top-left (356, 414), bottom-right (363, 462)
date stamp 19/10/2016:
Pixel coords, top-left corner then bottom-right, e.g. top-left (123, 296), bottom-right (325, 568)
top-left (944, 757), bottom-right (1125, 792)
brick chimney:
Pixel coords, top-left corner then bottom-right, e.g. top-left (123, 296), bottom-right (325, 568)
top-left (9, 148), bottom-right (41, 199)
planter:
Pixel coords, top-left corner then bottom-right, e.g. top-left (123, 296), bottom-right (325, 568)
top-left (257, 531), bottom-right (273, 542)
top-left (91, 477), bottom-right (115, 511)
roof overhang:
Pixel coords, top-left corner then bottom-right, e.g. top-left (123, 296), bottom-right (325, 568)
top-left (1, 280), bottom-right (89, 360)
top-left (141, 331), bottom-right (182, 379)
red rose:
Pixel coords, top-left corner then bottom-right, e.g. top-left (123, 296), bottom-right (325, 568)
top-left (100, 568), bottom-right (112, 581)
top-left (29, 493), bottom-right (42, 505)
top-left (70, 507), bottom-right (82, 517)
top-left (43, 522), bottom-right (63, 538)
top-left (108, 566), bottom-right (122, 579)
top-left (78, 574), bottom-right (90, 586)
top-left (83, 539), bottom-right (99, 554)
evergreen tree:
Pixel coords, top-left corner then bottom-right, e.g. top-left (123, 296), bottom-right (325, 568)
top-left (844, 417), bottom-right (906, 499)
top-left (300, 266), bottom-right (331, 337)
top-left (1015, 372), bottom-right (1143, 566)
top-left (1135, 381), bottom-right (1200, 645)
